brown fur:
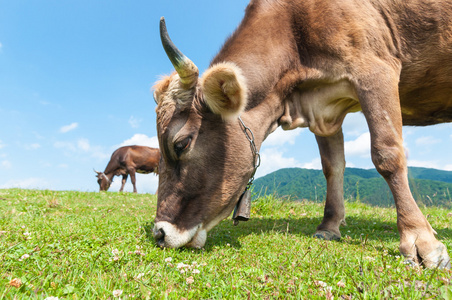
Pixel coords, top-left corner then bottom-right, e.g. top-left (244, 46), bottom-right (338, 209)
top-left (153, 0), bottom-right (451, 267)
top-left (96, 145), bottom-right (160, 193)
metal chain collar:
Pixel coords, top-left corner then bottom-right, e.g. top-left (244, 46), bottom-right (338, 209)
top-left (238, 116), bottom-right (261, 189)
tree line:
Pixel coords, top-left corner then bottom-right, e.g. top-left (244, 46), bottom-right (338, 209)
top-left (254, 167), bottom-right (452, 208)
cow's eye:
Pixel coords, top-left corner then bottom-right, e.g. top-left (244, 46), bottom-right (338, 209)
top-left (174, 137), bottom-right (192, 157)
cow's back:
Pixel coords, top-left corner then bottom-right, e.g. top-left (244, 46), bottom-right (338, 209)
top-left (127, 146), bottom-right (160, 173)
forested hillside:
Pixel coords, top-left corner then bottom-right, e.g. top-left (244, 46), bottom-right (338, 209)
top-left (254, 167), bottom-right (452, 208)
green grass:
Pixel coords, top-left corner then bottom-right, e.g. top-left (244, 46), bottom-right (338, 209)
top-left (0, 189), bottom-right (451, 299)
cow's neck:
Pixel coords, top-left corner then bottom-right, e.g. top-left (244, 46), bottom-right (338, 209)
top-left (209, 0), bottom-right (365, 143)
top-left (209, 2), bottom-right (302, 150)
top-left (211, 0), bottom-right (296, 107)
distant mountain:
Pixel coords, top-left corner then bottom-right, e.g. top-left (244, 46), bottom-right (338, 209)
top-left (253, 167), bottom-right (452, 208)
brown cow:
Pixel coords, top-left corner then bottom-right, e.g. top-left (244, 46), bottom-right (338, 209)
top-left (152, 0), bottom-right (451, 269)
top-left (95, 145), bottom-right (160, 193)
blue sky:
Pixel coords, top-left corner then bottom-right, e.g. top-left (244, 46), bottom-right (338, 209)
top-left (1, 1), bottom-right (451, 194)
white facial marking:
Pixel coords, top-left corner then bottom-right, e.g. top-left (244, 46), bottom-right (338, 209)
top-left (186, 229), bottom-right (207, 249)
top-left (154, 221), bottom-right (200, 249)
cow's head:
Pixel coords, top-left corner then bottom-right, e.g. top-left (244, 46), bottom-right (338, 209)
top-left (152, 18), bottom-right (255, 249)
top-left (94, 170), bottom-right (111, 191)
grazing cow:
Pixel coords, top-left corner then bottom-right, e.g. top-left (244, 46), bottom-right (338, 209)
top-left (95, 145), bottom-right (160, 193)
top-left (152, 0), bottom-right (451, 269)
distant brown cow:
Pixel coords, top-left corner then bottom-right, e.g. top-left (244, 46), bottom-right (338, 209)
top-left (95, 145), bottom-right (160, 193)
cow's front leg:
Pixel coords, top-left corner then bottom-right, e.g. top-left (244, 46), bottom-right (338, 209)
top-left (358, 67), bottom-right (450, 269)
top-left (313, 130), bottom-right (346, 241)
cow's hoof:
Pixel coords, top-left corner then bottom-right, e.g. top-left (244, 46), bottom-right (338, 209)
top-left (402, 243), bottom-right (451, 269)
top-left (313, 230), bottom-right (341, 241)
top-left (422, 243), bottom-right (451, 269)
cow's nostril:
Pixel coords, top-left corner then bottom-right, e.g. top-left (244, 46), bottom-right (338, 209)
top-left (154, 228), bottom-right (165, 239)
top-left (154, 228), bottom-right (165, 247)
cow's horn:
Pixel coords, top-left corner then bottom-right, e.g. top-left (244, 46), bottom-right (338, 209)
top-left (160, 17), bottom-right (199, 88)
top-left (93, 168), bottom-right (101, 175)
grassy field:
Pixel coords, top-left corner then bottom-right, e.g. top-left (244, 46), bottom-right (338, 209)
top-left (0, 189), bottom-right (451, 299)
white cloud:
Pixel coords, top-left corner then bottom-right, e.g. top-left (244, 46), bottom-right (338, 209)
top-left (54, 138), bottom-right (109, 160)
top-left (444, 164), bottom-right (452, 171)
top-left (129, 116), bottom-right (142, 129)
top-left (301, 157), bottom-right (322, 169)
top-left (407, 159), bottom-right (441, 169)
top-left (343, 113), bottom-right (368, 137)
top-left (25, 143), bottom-right (41, 150)
top-left (1, 160), bottom-right (12, 169)
top-left (0, 177), bottom-right (50, 189)
top-left (118, 134), bottom-right (159, 148)
top-left (256, 147), bottom-right (302, 178)
top-left (55, 138), bottom-right (90, 152)
top-left (59, 122), bottom-right (79, 133)
top-left (415, 136), bottom-right (441, 146)
top-left (345, 132), bottom-right (371, 157)
top-left (0, 140), bottom-right (5, 149)
top-left (264, 127), bottom-right (304, 147)
top-left (54, 141), bottom-right (76, 151)
top-left (77, 138), bottom-right (90, 151)
top-left (0, 42), bottom-right (2, 51)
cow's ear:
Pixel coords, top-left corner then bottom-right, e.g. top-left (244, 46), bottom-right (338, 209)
top-left (152, 75), bottom-right (172, 105)
top-left (201, 62), bottom-right (248, 120)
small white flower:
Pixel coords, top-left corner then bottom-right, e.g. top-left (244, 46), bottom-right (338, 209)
top-left (177, 263), bottom-right (189, 269)
top-left (135, 273), bottom-right (144, 279)
top-left (192, 269), bottom-right (200, 274)
top-left (113, 289), bottom-right (123, 297)
top-left (186, 276), bottom-right (194, 284)
top-left (23, 232), bottom-right (31, 236)
top-left (314, 280), bottom-right (327, 287)
top-left (19, 254), bottom-right (30, 261)
top-left (164, 257), bottom-right (172, 262)
top-left (44, 297), bottom-right (59, 300)
top-left (364, 256), bottom-right (375, 261)
top-left (112, 249), bottom-right (119, 255)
